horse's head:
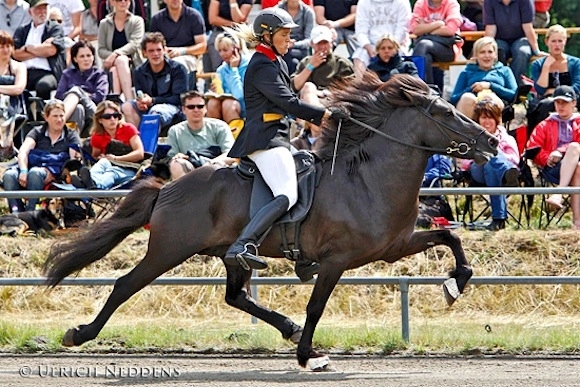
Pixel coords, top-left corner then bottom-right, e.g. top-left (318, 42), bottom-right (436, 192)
top-left (399, 78), bottom-right (498, 164)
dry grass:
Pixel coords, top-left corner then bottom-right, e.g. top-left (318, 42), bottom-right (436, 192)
top-left (1, 228), bottom-right (580, 326)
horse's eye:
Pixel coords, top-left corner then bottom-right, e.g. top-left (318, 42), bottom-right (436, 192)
top-left (444, 110), bottom-right (453, 117)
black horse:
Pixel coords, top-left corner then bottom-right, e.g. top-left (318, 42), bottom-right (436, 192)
top-left (43, 74), bottom-right (498, 370)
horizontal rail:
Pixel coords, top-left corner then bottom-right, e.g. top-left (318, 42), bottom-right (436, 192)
top-left (5, 276), bottom-right (580, 342)
top-left (2, 187), bottom-right (580, 200)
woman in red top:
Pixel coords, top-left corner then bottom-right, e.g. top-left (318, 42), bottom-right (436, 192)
top-left (76, 100), bottom-right (144, 189)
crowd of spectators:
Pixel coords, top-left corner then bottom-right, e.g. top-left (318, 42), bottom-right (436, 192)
top-left (4, 0), bottom-right (580, 231)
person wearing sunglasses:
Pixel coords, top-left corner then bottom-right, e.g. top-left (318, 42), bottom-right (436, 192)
top-left (74, 100), bottom-right (144, 190)
top-left (0, 0), bottom-right (31, 36)
top-left (528, 24), bottom-right (580, 133)
top-left (54, 40), bottom-right (108, 136)
top-left (166, 90), bottom-right (235, 180)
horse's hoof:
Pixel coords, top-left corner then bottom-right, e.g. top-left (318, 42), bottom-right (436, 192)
top-left (62, 327), bottom-right (79, 347)
top-left (443, 277), bottom-right (460, 306)
top-left (289, 328), bottom-right (303, 344)
top-left (307, 355), bottom-right (330, 371)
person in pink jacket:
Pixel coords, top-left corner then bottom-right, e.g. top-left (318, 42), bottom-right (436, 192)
top-left (526, 85), bottom-right (580, 228)
top-left (409, 0), bottom-right (462, 85)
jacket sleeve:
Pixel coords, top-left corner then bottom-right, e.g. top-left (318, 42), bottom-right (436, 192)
top-left (92, 70), bottom-right (110, 103)
top-left (450, 70), bottom-right (469, 105)
top-left (526, 121), bottom-right (551, 168)
top-left (54, 71), bottom-right (69, 100)
top-left (154, 62), bottom-right (187, 106)
top-left (117, 15), bottom-right (144, 57)
top-left (220, 65), bottom-right (244, 102)
top-left (490, 67), bottom-right (517, 102)
top-left (569, 56), bottom-right (580, 96)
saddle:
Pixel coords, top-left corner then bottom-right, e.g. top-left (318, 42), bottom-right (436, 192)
top-left (236, 150), bottom-right (319, 260)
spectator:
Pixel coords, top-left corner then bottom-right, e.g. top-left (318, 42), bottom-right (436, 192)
top-left (206, 32), bottom-right (250, 123)
top-left (533, 0), bottom-right (552, 28)
top-left (167, 90), bottom-right (235, 180)
top-left (80, 0), bottom-right (100, 67)
top-left (2, 99), bottom-right (81, 213)
top-left (313, 0), bottom-right (358, 58)
top-left (422, 154), bottom-right (453, 188)
top-left (47, 0), bottom-right (83, 43)
top-left (409, 0), bottom-right (463, 87)
top-left (526, 86), bottom-right (580, 228)
top-left (262, 0), bottom-right (311, 7)
top-left (291, 116), bottom-right (322, 151)
top-left (205, 0), bottom-right (253, 73)
top-left (12, 0), bottom-right (66, 100)
top-left (122, 32), bottom-right (188, 129)
top-left (0, 31), bottom-right (27, 116)
top-left (0, 0), bottom-right (31, 36)
top-left (483, 0), bottom-right (545, 85)
top-left (352, 0), bottom-right (411, 79)
top-left (368, 34), bottom-right (419, 82)
top-left (451, 36), bottom-right (517, 119)
top-left (150, 0), bottom-right (207, 91)
top-left (291, 25), bottom-right (354, 98)
top-left (465, 98), bottom-right (520, 231)
top-left (276, 0), bottom-right (315, 74)
top-left (98, 0), bottom-right (144, 102)
top-left (460, 0), bottom-right (483, 58)
top-left (75, 100), bottom-right (145, 190)
top-left (55, 40), bottom-right (109, 136)
top-left (528, 24), bottom-right (580, 133)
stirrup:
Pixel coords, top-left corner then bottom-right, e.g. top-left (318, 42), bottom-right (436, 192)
top-left (225, 244), bottom-right (268, 271)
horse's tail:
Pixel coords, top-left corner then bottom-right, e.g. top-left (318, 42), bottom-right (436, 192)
top-left (43, 178), bottom-right (163, 287)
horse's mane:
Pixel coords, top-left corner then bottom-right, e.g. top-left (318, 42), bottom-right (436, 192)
top-left (315, 73), bottom-right (431, 167)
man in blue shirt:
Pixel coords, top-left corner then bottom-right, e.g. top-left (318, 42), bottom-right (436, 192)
top-left (313, 0), bottom-right (359, 58)
top-left (483, 0), bottom-right (545, 85)
top-left (122, 32), bottom-right (187, 130)
top-left (150, 0), bottom-right (207, 90)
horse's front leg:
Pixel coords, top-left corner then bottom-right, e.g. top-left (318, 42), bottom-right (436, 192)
top-left (397, 229), bottom-right (472, 306)
top-left (224, 264), bottom-right (303, 342)
top-left (297, 261), bottom-right (346, 370)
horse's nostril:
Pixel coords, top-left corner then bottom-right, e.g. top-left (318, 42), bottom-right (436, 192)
top-left (489, 137), bottom-right (499, 149)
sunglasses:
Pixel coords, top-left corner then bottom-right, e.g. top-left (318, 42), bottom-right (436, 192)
top-left (101, 112), bottom-right (122, 120)
top-left (5, 14), bottom-right (9, 28)
top-left (184, 104), bottom-right (205, 110)
top-left (51, 19), bottom-right (63, 23)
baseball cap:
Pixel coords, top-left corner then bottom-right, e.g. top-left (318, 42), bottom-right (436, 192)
top-left (553, 85), bottom-right (577, 102)
top-left (29, 0), bottom-right (49, 7)
top-left (310, 25), bottom-right (333, 44)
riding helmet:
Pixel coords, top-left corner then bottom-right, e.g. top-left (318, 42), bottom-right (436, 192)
top-left (253, 8), bottom-right (299, 38)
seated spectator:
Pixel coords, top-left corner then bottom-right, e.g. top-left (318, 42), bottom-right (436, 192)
top-left (463, 98), bottom-right (520, 231)
top-left (526, 86), bottom-right (580, 228)
top-left (291, 25), bottom-right (354, 99)
top-left (533, 0), bottom-right (552, 28)
top-left (451, 37), bottom-right (517, 119)
top-left (12, 0), bottom-right (66, 101)
top-left (166, 90), bottom-right (235, 180)
top-left (291, 118), bottom-right (322, 151)
top-left (483, 0), bottom-right (544, 85)
top-left (352, 0), bottom-right (411, 78)
top-left (528, 25), bottom-right (580, 133)
top-left (47, 0), bottom-right (83, 45)
top-left (80, 0), bottom-right (100, 66)
top-left (98, 0), bottom-right (144, 102)
top-left (55, 40), bottom-right (108, 136)
top-left (150, 0), bottom-right (207, 91)
top-left (368, 34), bottom-right (418, 82)
top-left (0, 31), bottom-right (27, 116)
top-left (423, 154), bottom-right (453, 188)
top-left (75, 100), bottom-right (144, 190)
top-left (206, 32), bottom-right (249, 123)
top-left (276, 0), bottom-right (315, 74)
top-left (409, 0), bottom-right (463, 88)
top-left (122, 32), bottom-right (188, 129)
top-left (313, 0), bottom-right (358, 58)
top-left (460, 0), bottom-right (483, 58)
top-left (2, 99), bottom-right (81, 213)
top-left (0, 0), bottom-right (31, 36)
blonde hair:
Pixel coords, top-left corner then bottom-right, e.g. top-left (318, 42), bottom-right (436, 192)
top-left (471, 36), bottom-right (498, 63)
top-left (545, 24), bottom-right (568, 42)
top-left (90, 100), bottom-right (122, 136)
top-left (43, 99), bottom-right (65, 117)
top-left (224, 24), bottom-right (260, 47)
top-left (214, 32), bottom-right (248, 54)
top-left (375, 34), bottom-right (400, 52)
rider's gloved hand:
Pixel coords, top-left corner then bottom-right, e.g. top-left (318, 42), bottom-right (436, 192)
top-left (327, 107), bottom-right (349, 122)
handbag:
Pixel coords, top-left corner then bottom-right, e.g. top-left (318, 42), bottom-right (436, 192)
top-left (415, 33), bottom-right (463, 49)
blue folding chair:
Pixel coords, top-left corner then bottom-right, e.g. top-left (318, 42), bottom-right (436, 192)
top-left (404, 55), bottom-right (426, 81)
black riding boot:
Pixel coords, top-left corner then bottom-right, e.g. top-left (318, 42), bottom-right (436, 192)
top-left (295, 259), bottom-right (319, 282)
top-left (225, 195), bottom-right (290, 270)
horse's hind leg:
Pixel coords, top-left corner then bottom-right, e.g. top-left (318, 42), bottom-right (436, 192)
top-left (396, 230), bottom-right (472, 306)
top-left (62, 249), bottom-right (187, 347)
top-left (224, 265), bottom-right (303, 342)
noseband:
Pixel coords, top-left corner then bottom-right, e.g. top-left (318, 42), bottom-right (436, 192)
top-left (340, 96), bottom-right (489, 156)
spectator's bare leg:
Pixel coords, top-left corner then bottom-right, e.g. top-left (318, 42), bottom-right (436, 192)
top-left (300, 82), bottom-right (321, 106)
top-left (63, 93), bottom-right (80, 122)
top-left (571, 167), bottom-right (580, 229)
top-left (456, 93), bottom-right (477, 119)
top-left (547, 142), bottom-right (580, 209)
top-left (206, 98), bottom-right (222, 119)
top-left (122, 101), bottom-right (141, 127)
top-left (110, 66), bottom-right (121, 95)
top-left (353, 58), bottom-right (367, 79)
top-left (169, 158), bottom-right (194, 180)
top-left (222, 99), bottom-right (241, 123)
top-left (115, 55), bottom-right (134, 101)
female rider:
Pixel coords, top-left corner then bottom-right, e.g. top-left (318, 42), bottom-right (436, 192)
top-left (224, 8), bottom-right (344, 280)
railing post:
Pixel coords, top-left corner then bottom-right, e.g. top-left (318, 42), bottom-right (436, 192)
top-left (399, 276), bottom-right (410, 342)
top-left (251, 269), bottom-right (259, 324)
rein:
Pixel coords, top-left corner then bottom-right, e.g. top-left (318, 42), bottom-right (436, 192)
top-left (337, 97), bottom-right (487, 156)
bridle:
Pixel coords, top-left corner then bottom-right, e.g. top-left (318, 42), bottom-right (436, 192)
top-left (339, 96), bottom-right (490, 156)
